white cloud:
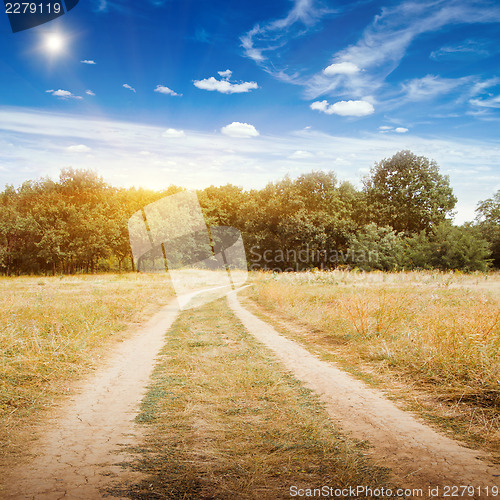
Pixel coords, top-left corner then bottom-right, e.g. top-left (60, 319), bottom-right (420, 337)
top-left (123, 84), bottom-right (136, 93)
top-left (430, 40), bottom-right (492, 60)
top-left (310, 100), bottom-right (330, 113)
top-left (311, 99), bottom-right (374, 117)
top-left (470, 77), bottom-right (500, 96)
top-left (241, 0), bottom-right (332, 65)
top-left (86, 90), bottom-right (96, 96)
top-left (162, 128), bottom-right (185, 138)
top-left (46, 89), bottom-right (83, 100)
top-left (323, 62), bottom-right (360, 76)
top-left (66, 144), bottom-right (91, 153)
top-left (401, 75), bottom-right (471, 101)
top-left (218, 69), bottom-right (232, 79)
top-left (194, 75), bottom-right (258, 94)
top-left (331, 100), bottom-right (374, 117)
top-left (52, 90), bottom-right (72, 97)
top-left (221, 122), bottom-right (259, 138)
top-left (379, 125), bottom-right (409, 133)
top-left (470, 95), bottom-right (500, 108)
top-left (154, 85), bottom-right (182, 96)
top-left (81, 60), bottom-right (96, 65)
top-left (305, 1), bottom-right (500, 100)
top-left (289, 150), bottom-right (314, 159)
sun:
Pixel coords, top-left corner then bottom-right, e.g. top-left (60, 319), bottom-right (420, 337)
top-left (43, 33), bottom-right (65, 55)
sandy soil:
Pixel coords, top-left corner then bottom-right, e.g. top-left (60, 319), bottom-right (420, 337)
top-left (228, 291), bottom-right (500, 499)
top-left (2, 302), bottom-right (179, 500)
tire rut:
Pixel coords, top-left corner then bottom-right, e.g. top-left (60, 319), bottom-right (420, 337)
top-left (227, 291), bottom-right (500, 499)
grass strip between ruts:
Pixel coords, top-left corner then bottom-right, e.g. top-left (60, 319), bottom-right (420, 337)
top-left (109, 296), bottom-right (395, 500)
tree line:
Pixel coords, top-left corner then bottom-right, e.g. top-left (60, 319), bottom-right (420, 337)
top-left (0, 150), bottom-right (499, 275)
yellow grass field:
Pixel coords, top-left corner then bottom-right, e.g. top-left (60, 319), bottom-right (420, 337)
top-left (2, 270), bottom-right (500, 470)
top-left (245, 270), bottom-right (500, 449)
top-left (0, 274), bottom-right (173, 460)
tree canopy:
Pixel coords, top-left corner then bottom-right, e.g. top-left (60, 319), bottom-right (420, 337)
top-left (0, 152), bottom-right (496, 275)
top-left (363, 150), bottom-right (457, 233)
top-left (476, 190), bottom-right (500, 268)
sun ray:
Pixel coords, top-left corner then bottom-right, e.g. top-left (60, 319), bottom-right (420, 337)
top-left (43, 32), bottom-right (66, 55)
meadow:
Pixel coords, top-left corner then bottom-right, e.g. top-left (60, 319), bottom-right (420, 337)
top-left (2, 269), bottom-right (500, 479)
top-left (244, 270), bottom-right (500, 452)
top-left (0, 274), bottom-right (173, 462)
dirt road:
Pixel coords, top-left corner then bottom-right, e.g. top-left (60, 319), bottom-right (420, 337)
top-left (3, 302), bottom-right (179, 500)
top-left (3, 290), bottom-right (500, 499)
top-left (227, 292), bottom-right (500, 498)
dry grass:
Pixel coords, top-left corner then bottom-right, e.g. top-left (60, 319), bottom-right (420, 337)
top-left (244, 270), bottom-right (500, 450)
top-left (110, 297), bottom-right (393, 499)
top-left (0, 273), bottom-right (174, 460)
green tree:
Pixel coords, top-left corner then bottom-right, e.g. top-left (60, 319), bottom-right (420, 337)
top-left (32, 196), bottom-right (70, 275)
top-left (405, 222), bottom-right (492, 271)
top-left (0, 184), bottom-right (41, 274)
top-left (363, 150), bottom-right (457, 234)
top-left (347, 224), bottom-right (405, 271)
top-left (241, 172), bottom-right (358, 270)
top-left (475, 190), bottom-right (500, 268)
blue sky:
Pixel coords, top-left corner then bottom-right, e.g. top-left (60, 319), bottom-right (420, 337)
top-left (0, 0), bottom-right (499, 222)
